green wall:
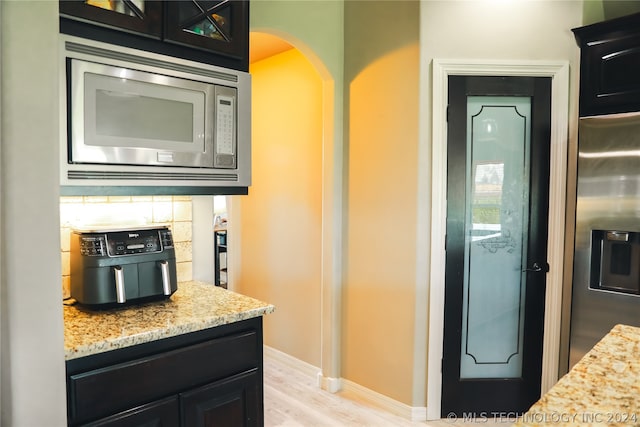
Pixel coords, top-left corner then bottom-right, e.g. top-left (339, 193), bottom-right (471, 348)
top-left (250, 0), bottom-right (343, 81)
top-left (583, 0), bottom-right (640, 25)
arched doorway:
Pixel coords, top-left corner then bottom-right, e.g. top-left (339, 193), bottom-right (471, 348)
top-left (229, 32), bottom-right (339, 385)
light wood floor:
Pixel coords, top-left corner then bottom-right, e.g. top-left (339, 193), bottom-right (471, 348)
top-left (263, 353), bottom-right (514, 427)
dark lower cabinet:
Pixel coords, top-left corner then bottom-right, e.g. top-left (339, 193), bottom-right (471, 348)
top-left (66, 317), bottom-right (264, 427)
top-left (181, 369), bottom-right (260, 427)
top-left (83, 397), bottom-right (180, 427)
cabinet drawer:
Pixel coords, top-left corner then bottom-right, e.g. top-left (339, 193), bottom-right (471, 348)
top-left (68, 331), bottom-right (258, 424)
top-left (82, 396), bottom-right (179, 427)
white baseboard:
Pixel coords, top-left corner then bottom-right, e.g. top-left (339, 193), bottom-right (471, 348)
top-left (412, 406), bottom-right (428, 421)
top-left (341, 378), bottom-right (427, 422)
top-left (263, 345), bottom-right (342, 392)
top-left (263, 345), bottom-right (321, 379)
top-left (318, 374), bottom-right (342, 393)
top-left (263, 345), bottom-right (426, 422)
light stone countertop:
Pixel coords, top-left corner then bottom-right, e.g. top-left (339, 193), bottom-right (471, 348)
top-left (64, 281), bottom-right (274, 361)
top-left (515, 324), bottom-right (640, 426)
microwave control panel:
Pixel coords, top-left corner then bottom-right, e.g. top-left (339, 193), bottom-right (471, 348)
top-left (214, 86), bottom-right (237, 169)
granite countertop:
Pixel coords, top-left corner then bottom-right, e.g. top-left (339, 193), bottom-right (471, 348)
top-left (64, 281), bottom-right (274, 361)
top-left (515, 324), bottom-right (640, 426)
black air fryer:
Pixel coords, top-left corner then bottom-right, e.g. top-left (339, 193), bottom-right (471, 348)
top-left (70, 226), bottom-right (178, 308)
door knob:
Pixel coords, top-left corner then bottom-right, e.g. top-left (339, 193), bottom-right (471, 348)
top-left (523, 262), bottom-right (549, 273)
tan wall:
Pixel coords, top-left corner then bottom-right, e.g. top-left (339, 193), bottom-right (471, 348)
top-left (247, 0), bottom-right (591, 411)
top-left (60, 196), bottom-right (194, 299)
top-left (237, 49), bottom-right (323, 366)
top-left (343, 0), bottom-right (420, 406)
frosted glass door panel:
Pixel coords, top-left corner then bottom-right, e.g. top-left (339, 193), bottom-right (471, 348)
top-left (460, 96), bottom-right (531, 379)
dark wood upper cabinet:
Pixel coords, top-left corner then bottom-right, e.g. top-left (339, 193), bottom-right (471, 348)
top-left (59, 0), bottom-right (163, 38)
top-left (59, 0), bottom-right (249, 71)
top-left (164, 1), bottom-right (248, 60)
top-left (573, 13), bottom-right (640, 116)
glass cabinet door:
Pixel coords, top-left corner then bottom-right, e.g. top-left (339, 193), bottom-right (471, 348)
top-left (59, 0), bottom-right (163, 37)
top-left (164, 0), bottom-right (248, 59)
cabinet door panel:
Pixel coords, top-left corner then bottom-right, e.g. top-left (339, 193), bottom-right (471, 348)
top-left (164, 0), bottom-right (248, 59)
top-left (68, 331), bottom-right (258, 424)
top-left (82, 396), bottom-right (179, 427)
top-left (59, 0), bottom-right (163, 38)
top-left (579, 35), bottom-right (640, 116)
top-left (573, 12), bottom-right (640, 116)
top-left (181, 369), bottom-right (261, 427)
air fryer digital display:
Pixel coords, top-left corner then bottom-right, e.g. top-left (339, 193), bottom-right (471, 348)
top-left (105, 229), bottom-right (166, 256)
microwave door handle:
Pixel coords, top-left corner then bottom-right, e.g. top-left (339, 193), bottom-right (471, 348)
top-left (114, 266), bottom-right (126, 303)
top-left (159, 260), bottom-right (172, 296)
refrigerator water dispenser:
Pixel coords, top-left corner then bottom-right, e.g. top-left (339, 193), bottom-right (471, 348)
top-left (590, 230), bottom-right (640, 295)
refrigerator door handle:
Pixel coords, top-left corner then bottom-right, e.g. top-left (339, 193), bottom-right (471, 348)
top-left (523, 261), bottom-right (549, 273)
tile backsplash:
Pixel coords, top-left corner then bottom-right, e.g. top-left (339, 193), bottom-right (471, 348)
top-left (60, 196), bottom-right (193, 299)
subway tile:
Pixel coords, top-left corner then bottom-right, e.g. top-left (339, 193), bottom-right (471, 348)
top-left (173, 201), bottom-right (192, 222)
top-left (172, 221), bottom-right (192, 243)
top-left (84, 196), bottom-right (108, 203)
top-left (153, 201), bottom-right (173, 223)
top-left (62, 276), bottom-right (70, 300)
top-left (107, 196), bottom-right (132, 203)
top-left (176, 262), bottom-right (193, 282)
top-left (60, 227), bottom-right (71, 252)
top-left (174, 241), bottom-right (192, 263)
top-left (60, 196), bottom-right (83, 204)
top-left (61, 251), bottom-right (70, 277)
top-left (60, 203), bottom-right (85, 227)
top-left (131, 196), bottom-right (153, 202)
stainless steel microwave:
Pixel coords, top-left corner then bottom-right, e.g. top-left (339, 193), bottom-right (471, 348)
top-left (59, 35), bottom-right (251, 192)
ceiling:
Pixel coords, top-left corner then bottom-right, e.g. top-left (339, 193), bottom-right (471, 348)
top-left (249, 33), bottom-right (294, 64)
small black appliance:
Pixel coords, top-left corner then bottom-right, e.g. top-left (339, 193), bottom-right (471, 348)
top-left (70, 226), bottom-right (178, 308)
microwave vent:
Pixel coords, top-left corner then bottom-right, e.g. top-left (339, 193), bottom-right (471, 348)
top-left (68, 170), bottom-right (239, 182)
top-left (65, 41), bottom-right (239, 83)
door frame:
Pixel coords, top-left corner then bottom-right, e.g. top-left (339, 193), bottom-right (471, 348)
top-left (426, 59), bottom-right (569, 420)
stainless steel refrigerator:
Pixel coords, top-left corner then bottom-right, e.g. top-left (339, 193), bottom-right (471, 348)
top-left (570, 112), bottom-right (640, 368)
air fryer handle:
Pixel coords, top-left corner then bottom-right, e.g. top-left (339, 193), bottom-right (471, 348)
top-left (159, 260), bottom-right (172, 296)
top-left (114, 266), bottom-right (126, 303)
